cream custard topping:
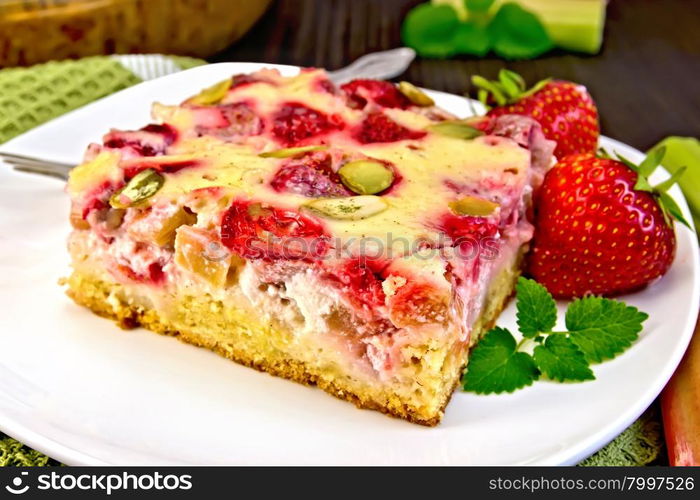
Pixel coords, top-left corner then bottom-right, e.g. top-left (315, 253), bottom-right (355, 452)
top-left (69, 69), bottom-right (539, 260)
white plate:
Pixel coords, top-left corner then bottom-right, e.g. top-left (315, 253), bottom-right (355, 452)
top-left (0, 63), bottom-right (698, 466)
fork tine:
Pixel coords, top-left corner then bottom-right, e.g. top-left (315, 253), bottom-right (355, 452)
top-left (0, 151), bottom-right (74, 169)
top-left (3, 157), bottom-right (72, 169)
top-left (4, 158), bottom-right (72, 181)
top-left (11, 165), bottom-right (71, 181)
top-left (0, 151), bottom-right (74, 181)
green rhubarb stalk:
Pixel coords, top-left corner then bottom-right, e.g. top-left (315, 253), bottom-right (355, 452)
top-left (648, 137), bottom-right (700, 232)
top-left (497, 0), bottom-right (607, 54)
top-left (661, 318), bottom-right (700, 465)
top-left (654, 140), bottom-right (700, 465)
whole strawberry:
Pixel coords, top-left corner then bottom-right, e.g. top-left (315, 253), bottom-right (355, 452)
top-left (528, 147), bottom-right (690, 298)
top-left (472, 70), bottom-right (599, 158)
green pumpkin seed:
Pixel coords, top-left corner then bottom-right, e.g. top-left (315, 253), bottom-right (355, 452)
top-left (397, 81), bottom-right (435, 107)
top-left (449, 196), bottom-right (499, 217)
top-left (338, 160), bottom-right (394, 195)
top-left (427, 120), bottom-right (484, 140)
top-left (110, 169), bottom-right (165, 209)
top-left (259, 145), bottom-right (328, 158)
top-left (303, 196), bottom-right (388, 220)
top-left (187, 78), bottom-right (232, 106)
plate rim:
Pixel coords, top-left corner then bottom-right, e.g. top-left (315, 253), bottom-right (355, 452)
top-left (1, 62), bottom-right (698, 466)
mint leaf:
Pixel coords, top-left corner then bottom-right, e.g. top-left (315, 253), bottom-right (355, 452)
top-left (453, 22), bottom-right (491, 56)
top-left (566, 297), bottom-right (648, 363)
top-left (515, 277), bottom-right (557, 338)
top-left (462, 327), bottom-right (539, 394)
top-left (533, 335), bottom-right (595, 382)
top-left (465, 0), bottom-right (495, 12)
top-left (401, 4), bottom-right (460, 58)
top-left (487, 3), bottom-right (553, 60)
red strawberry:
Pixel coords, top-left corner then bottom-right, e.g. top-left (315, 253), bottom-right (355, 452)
top-left (116, 261), bottom-right (166, 285)
top-left (140, 124), bottom-right (178, 144)
top-left (220, 200), bottom-right (329, 261)
top-left (528, 148), bottom-right (689, 298)
top-left (438, 213), bottom-right (499, 243)
top-left (315, 76), bottom-right (340, 95)
top-left (123, 159), bottom-right (199, 180)
top-left (271, 102), bottom-right (344, 146)
top-left (78, 180), bottom-right (114, 220)
top-left (384, 279), bottom-right (447, 328)
top-left (218, 102), bottom-right (264, 136)
top-left (103, 123), bottom-right (178, 157)
top-left (353, 112), bottom-right (426, 144)
top-left (269, 151), bottom-right (351, 198)
top-left (230, 73), bottom-right (274, 89)
top-left (472, 69), bottom-right (599, 158)
top-left (435, 212), bottom-right (499, 263)
top-left (324, 258), bottom-right (388, 310)
top-left (340, 79), bottom-right (410, 109)
top-left (193, 102), bottom-right (263, 138)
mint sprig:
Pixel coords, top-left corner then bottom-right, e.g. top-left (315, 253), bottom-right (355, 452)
top-left (401, 4), bottom-right (461, 58)
top-left (462, 278), bottom-right (648, 394)
top-left (533, 335), bottom-right (594, 382)
top-left (401, 1), bottom-right (553, 60)
top-left (515, 275), bottom-right (557, 338)
top-left (487, 3), bottom-right (553, 60)
top-left (566, 297), bottom-right (648, 363)
top-left (462, 327), bottom-right (540, 393)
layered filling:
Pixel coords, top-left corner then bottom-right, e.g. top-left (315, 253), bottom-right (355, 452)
top-left (67, 69), bottom-right (554, 385)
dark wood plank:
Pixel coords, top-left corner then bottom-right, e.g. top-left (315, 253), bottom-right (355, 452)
top-left (213, 0), bottom-right (700, 150)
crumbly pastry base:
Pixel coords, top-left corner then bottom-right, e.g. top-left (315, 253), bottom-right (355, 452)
top-left (65, 255), bottom-right (522, 426)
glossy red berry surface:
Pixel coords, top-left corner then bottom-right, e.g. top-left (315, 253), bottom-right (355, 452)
top-left (487, 80), bottom-right (599, 158)
top-left (528, 154), bottom-right (676, 298)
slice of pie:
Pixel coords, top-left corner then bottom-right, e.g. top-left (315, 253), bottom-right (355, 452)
top-left (64, 69), bottom-right (554, 425)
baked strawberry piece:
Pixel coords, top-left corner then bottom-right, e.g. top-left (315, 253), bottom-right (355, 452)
top-left (64, 68), bottom-right (553, 425)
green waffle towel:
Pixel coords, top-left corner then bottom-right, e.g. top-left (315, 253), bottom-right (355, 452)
top-left (0, 54), bottom-right (665, 467)
top-left (0, 54), bottom-right (204, 144)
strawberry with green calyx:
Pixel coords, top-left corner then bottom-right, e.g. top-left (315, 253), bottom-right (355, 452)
top-left (528, 146), bottom-right (691, 299)
top-left (472, 69), bottom-right (599, 158)
top-left (607, 147), bottom-right (690, 228)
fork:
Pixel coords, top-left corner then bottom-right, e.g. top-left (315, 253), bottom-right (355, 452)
top-left (0, 151), bottom-right (73, 180)
top-left (0, 47), bottom-right (416, 181)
